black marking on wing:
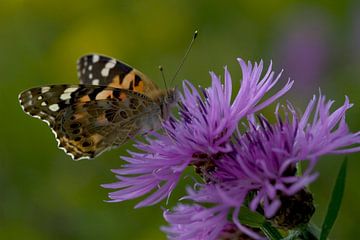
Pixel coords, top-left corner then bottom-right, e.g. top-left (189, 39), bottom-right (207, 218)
top-left (77, 54), bottom-right (133, 86)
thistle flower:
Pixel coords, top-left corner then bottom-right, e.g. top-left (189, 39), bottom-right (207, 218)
top-left (103, 59), bottom-right (293, 207)
top-left (166, 59), bottom-right (293, 156)
top-left (103, 57), bottom-right (360, 239)
top-left (162, 94), bottom-right (360, 237)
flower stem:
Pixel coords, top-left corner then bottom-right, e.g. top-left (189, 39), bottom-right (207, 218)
top-left (260, 222), bottom-right (283, 240)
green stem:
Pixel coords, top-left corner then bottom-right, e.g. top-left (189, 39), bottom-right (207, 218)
top-left (260, 222), bottom-right (283, 240)
top-left (306, 223), bottom-right (321, 239)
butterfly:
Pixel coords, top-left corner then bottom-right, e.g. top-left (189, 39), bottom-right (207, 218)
top-left (18, 54), bottom-right (178, 160)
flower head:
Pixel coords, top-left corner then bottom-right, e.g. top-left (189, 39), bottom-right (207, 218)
top-left (174, 94), bottom-right (360, 230)
top-left (166, 59), bottom-right (293, 156)
top-left (103, 57), bottom-right (360, 239)
top-left (103, 59), bottom-right (292, 207)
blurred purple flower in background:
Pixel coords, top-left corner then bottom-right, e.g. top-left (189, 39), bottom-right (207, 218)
top-left (103, 58), bottom-right (360, 239)
top-left (275, 8), bottom-right (332, 97)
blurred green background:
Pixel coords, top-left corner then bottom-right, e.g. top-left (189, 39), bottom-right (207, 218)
top-left (1, 0), bottom-right (360, 239)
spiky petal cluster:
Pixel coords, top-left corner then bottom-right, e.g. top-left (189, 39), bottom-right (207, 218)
top-left (103, 59), bottom-right (293, 208)
top-left (103, 58), bottom-right (360, 240)
top-left (163, 95), bottom-right (360, 239)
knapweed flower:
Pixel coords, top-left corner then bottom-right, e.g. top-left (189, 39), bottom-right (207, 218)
top-left (103, 59), bottom-right (293, 207)
top-left (162, 94), bottom-right (360, 239)
top-left (103, 57), bottom-right (360, 239)
top-left (163, 184), bottom-right (266, 240)
top-left (236, 94), bottom-right (360, 220)
top-left (167, 59), bottom-right (293, 156)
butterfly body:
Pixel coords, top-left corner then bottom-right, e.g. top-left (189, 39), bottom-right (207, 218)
top-left (19, 54), bottom-right (178, 160)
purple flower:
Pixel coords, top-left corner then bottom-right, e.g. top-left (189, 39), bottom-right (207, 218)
top-left (161, 204), bottom-right (229, 240)
top-left (103, 59), bottom-right (292, 207)
top-left (103, 56), bottom-right (360, 239)
top-left (165, 94), bottom-right (360, 232)
top-left (167, 59), bottom-right (293, 156)
top-left (222, 95), bottom-right (360, 217)
top-left (102, 133), bottom-right (188, 208)
top-left (162, 201), bottom-right (264, 240)
top-left (275, 9), bottom-right (331, 95)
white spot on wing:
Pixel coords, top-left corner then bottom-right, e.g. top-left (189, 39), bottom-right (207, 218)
top-left (37, 96), bottom-right (43, 100)
top-left (41, 102), bottom-right (47, 106)
top-left (101, 68), bottom-right (110, 77)
top-left (65, 87), bottom-right (78, 93)
top-left (105, 59), bottom-right (116, 69)
top-left (89, 73), bottom-right (93, 79)
top-left (59, 87), bottom-right (77, 100)
top-left (92, 55), bottom-right (100, 63)
top-left (101, 59), bottom-right (116, 77)
top-left (60, 92), bottom-right (71, 100)
top-left (92, 79), bottom-right (100, 85)
top-left (49, 104), bottom-right (60, 112)
top-left (41, 87), bottom-right (50, 93)
top-left (88, 65), bottom-right (93, 71)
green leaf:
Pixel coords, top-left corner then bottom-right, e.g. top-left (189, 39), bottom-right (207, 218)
top-left (260, 222), bottom-right (283, 240)
top-left (320, 158), bottom-right (348, 240)
top-left (236, 207), bottom-right (282, 239)
top-left (238, 206), bottom-right (265, 228)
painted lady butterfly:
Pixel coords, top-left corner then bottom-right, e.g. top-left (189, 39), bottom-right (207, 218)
top-left (18, 54), bottom-right (178, 160)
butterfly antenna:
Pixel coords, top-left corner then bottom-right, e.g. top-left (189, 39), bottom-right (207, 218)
top-left (170, 30), bottom-right (198, 86)
top-left (158, 65), bottom-right (168, 90)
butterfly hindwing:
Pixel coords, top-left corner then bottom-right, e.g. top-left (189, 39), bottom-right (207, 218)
top-left (77, 54), bottom-right (159, 96)
top-left (19, 84), bottom-right (157, 160)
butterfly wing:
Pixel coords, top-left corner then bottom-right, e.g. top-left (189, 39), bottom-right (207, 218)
top-left (77, 54), bottom-right (160, 96)
top-left (19, 85), bottom-right (159, 160)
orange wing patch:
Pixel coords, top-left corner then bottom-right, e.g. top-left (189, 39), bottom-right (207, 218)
top-left (78, 89), bottom-right (129, 102)
top-left (109, 71), bottom-right (145, 94)
top-left (77, 54), bottom-right (159, 98)
top-left (95, 90), bottom-right (114, 100)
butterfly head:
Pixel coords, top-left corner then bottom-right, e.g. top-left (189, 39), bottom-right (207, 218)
top-left (160, 87), bottom-right (179, 120)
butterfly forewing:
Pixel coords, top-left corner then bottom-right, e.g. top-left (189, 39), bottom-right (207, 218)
top-left (19, 84), bottom-right (159, 160)
top-left (77, 54), bottom-right (160, 97)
